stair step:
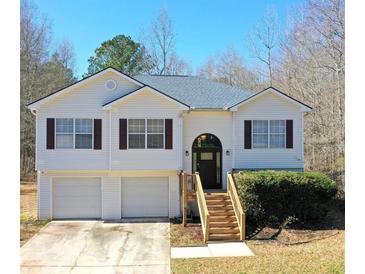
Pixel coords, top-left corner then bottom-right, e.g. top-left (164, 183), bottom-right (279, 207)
top-left (209, 233), bottom-right (241, 241)
top-left (205, 195), bottom-right (229, 200)
top-left (209, 227), bottom-right (240, 234)
top-left (207, 204), bottom-right (233, 209)
top-left (209, 221), bottom-right (238, 228)
top-left (210, 215), bottom-right (237, 222)
top-left (205, 199), bottom-right (232, 205)
top-left (209, 210), bottom-right (236, 216)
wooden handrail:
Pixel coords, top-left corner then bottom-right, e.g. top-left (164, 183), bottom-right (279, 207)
top-left (180, 172), bottom-right (198, 227)
top-left (194, 172), bottom-right (210, 242)
top-left (227, 173), bottom-right (246, 241)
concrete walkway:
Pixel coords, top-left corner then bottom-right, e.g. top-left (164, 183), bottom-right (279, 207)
top-left (171, 242), bottom-right (254, 258)
top-left (21, 220), bottom-right (170, 274)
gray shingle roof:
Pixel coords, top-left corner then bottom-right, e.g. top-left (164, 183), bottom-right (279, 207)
top-left (134, 75), bottom-right (254, 108)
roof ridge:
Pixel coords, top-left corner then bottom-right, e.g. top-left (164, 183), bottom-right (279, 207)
top-left (137, 74), bottom-right (195, 77)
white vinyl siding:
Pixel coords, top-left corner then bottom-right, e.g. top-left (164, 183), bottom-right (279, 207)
top-left (102, 177), bottom-right (122, 219)
top-left (121, 177), bottom-right (169, 217)
top-left (111, 88), bottom-right (182, 170)
top-left (234, 92), bottom-right (304, 169)
top-left (52, 177), bottom-right (101, 219)
top-left (36, 70), bottom-right (139, 171)
top-left (38, 174), bottom-right (51, 219)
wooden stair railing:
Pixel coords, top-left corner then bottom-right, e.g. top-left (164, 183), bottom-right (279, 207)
top-left (180, 171), bottom-right (245, 242)
top-left (180, 172), bottom-right (196, 226)
top-left (227, 172), bottom-right (246, 240)
top-left (194, 172), bottom-right (210, 242)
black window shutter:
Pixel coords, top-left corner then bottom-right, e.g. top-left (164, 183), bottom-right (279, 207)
top-left (93, 119), bottom-right (102, 150)
top-left (244, 120), bottom-right (252, 149)
top-left (165, 119), bottom-right (173, 149)
top-left (119, 119), bottom-right (127, 150)
top-left (46, 118), bottom-right (55, 149)
top-left (286, 120), bottom-right (293, 148)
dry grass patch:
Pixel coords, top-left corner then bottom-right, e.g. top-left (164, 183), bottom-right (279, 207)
top-left (171, 230), bottom-right (344, 274)
top-left (170, 222), bottom-right (205, 247)
top-left (20, 181), bottom-right (50, 246)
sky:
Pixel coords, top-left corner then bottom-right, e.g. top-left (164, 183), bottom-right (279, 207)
top-left (33, 0), bottom-right (305, 78)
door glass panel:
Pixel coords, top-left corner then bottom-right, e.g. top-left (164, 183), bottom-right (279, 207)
top-left (200, 152), bottom-right (213, 160)
top-left (216, 152), bottom-right (221, 184)
top-left (192, 152), bottom-right (197, 173)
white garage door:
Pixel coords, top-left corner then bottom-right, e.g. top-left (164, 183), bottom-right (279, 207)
top-left (121, 177), bottom-right (169, 217)
top-left (53, 177), bottom-right (101, 219)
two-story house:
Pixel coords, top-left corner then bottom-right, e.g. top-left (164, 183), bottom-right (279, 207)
top-left (27, 67), bottom-right (312, 220)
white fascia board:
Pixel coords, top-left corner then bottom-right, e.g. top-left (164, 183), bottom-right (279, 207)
top-left (27, 67), bottom-right (144, 110)
top-left (102, 86), bottom-right (189, 110)
top-left (229, 88), bottom-right (312, 112)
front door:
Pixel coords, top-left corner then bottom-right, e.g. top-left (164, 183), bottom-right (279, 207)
top-left (192, 134), bottom-right (222, 189)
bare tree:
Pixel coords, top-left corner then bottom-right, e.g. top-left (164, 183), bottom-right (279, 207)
top-left (56, 39), bottom-right (76, 71)
top-left (249, 7), bottom-right (278, 86)
top-left (147, 9), bottom-right (191, 75)
top-left (20, 0), bottom-right (76, 180)
top-left (20, 0), bottom-right (51, 179)
top-left (198, 46), bottom-right (260, 91)
top-left (276, 0), bottom-right (345, 197)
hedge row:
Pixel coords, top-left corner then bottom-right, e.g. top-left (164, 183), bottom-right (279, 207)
top-left (233, 171), bottom-right (337, 227)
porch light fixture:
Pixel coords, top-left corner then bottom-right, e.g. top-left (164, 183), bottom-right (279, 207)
top-left (226, 150), bottom-right (230, 156)
top-left (185, 150), bottom-right (189, 156)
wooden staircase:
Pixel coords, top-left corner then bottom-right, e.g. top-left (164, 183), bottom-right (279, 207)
top-left (205, 193), bottom-right (241, 241)
top-left (181, 172), bottom-right (246, 243)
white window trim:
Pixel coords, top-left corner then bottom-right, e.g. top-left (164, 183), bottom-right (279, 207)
top-left (251, 119), bottom-right (286, 149)
top-left (127, 118), bottom-right (165, 150)
top-left (55, 118), bottom-right (94, 150)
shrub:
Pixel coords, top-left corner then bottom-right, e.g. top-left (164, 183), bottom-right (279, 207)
top-left (234, 171), bottom-right (337, 227)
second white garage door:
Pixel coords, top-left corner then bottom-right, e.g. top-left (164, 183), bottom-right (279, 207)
top-left (53, 177), bottom-right (101, 219)
top-left (121, 177), bottom-right (169, 217)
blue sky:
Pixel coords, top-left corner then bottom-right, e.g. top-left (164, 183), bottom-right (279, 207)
top-left (33, 0), bottom-right (304, 78)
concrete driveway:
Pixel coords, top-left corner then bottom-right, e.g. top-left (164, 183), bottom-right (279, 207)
top-left (21, 220), bottom-right (170, 274)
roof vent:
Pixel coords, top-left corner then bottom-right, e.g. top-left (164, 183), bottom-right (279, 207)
top-left (105, 79), bottom-right (117, 91)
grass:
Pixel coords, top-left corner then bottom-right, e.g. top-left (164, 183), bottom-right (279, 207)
top-left (20, 181), bottom-right (50, 246)
top-left (171, 231), bottom-right (344, 274)
top-left (170, 204), bottom-right (344, 274)
top-left (170, 222), bottom-right (205, 247)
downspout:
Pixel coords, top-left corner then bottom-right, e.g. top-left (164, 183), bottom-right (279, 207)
top-left (109, 110), bottom-right (112, 171)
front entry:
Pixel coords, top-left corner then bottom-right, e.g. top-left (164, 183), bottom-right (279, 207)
top-left (192, 134), bottom-right (222, 189)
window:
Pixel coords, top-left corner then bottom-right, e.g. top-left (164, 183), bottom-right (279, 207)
top-left (252, 120), bottom-right (286, 149)
top-left (127, 119), bottom-right (164, 149)
top-left (147, 119), bottom-right (164, 148)
top-left (252, 120), bottom-right (269, 148)
top-left (75, 119), bottom-right (93, 149)
top-left (128, 119), bottom-right (145, 149)
top-left (56, 119), bottom-right (74, 149)
top-left (270, 120), bottom-right (285, 148)
top-left (55, 118), bottom-right (93, 149)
